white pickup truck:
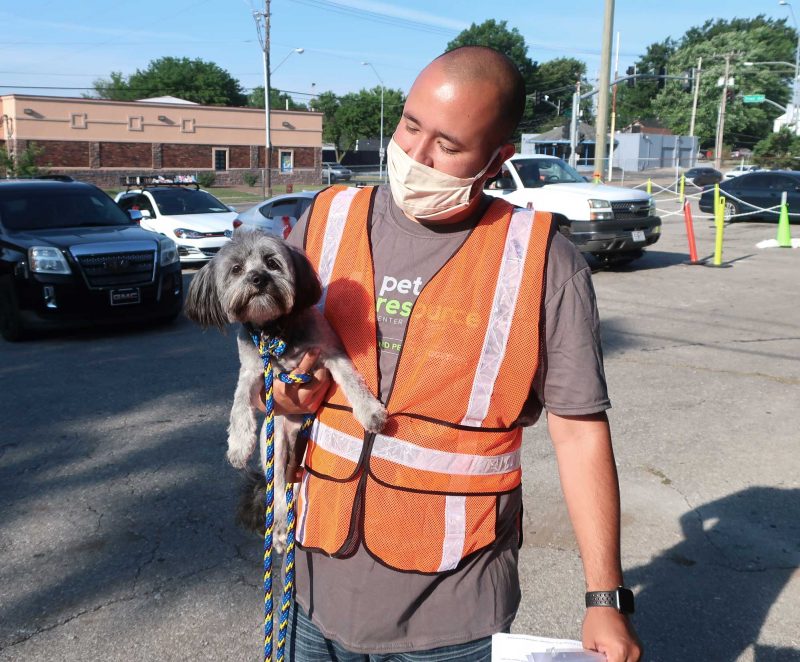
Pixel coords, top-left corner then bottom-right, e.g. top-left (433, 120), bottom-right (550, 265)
top-left (484, 155), bottom-right (661, 263)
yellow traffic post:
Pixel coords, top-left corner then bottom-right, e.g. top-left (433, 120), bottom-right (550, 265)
top-left (646, 178), bottom-right (652, 194)
top-left (713, 183), bottom-right (720, 212)
top-left (679, 175), bottom-right (685, 203)
top-left (777, 191), bottom-right (793, 248)
top-left (713, 195), bottom-right (725, 266)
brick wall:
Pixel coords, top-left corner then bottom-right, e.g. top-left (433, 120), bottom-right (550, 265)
top-left (29, 140), bottom-right (91, 168)
top-left (100, 142), bottom-right (151, 168)
top-left (229, 145), bottom-right (249, 169)
top-left (162, 144), bottom-right (210, 169)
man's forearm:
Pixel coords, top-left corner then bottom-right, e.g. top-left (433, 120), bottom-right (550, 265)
top-left (548, 411), bottom-right (623, 590)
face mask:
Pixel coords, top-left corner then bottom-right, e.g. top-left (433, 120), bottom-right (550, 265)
top-left (387, 137), bottom-right (498, 221)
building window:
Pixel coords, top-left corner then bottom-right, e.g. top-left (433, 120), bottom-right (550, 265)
top-left (128, 116), bottom-right (144, 131)
top-left (213, 148), bottom-right (228, 171)
top-left (71, 113), bottom-right (88, 129)
top-left (279, 150), bottom-right (294, 173)
top-left (181, 118), bottom-right (195, 133)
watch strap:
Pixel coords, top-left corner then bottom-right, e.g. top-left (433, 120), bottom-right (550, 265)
top-left (585, 586), bottom-right (635, 614)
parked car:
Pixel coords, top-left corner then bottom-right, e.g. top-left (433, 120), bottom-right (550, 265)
top-left (321, 162), bottom-right (352, 183)
top-left (723, 164), bottom-right (762, 179)
top-left (698, 170), bottom-right (800, 220)
top-left (233, 191), bottom-right (317, 237)
top-left (483, 155), bottom-right (660, 263)
top-left (685, 167), bottom-right (724, 187)
top-left (0, 179), bottom-right (182, 341)
top-left (115, 182), bottom-right (236, 264)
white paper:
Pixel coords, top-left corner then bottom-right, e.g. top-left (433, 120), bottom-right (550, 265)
top-left (491, 633), bottom-right (606, 662)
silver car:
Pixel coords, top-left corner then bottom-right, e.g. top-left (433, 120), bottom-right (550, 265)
top-left (233, 191), bottom-right (317, 238)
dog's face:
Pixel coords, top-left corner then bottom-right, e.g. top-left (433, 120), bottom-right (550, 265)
top-left (184, 229), bottom-right (322, 329)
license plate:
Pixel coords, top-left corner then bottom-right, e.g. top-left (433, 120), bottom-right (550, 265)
top-left (110, 287), bottom-right (140, 306)
top-left (631, 230), bottom-right (646, 242)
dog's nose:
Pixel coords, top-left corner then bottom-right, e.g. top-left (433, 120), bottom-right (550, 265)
top-left (249, 271), bottom-right (270, 287)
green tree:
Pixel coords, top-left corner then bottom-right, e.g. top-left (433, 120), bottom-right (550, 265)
top-left (752, 127), bottom-right (800, 168)
top-left (446, 19), bottom-right (537, 83)
top-left (627, 17), bottom-right (795, 148)
top-left (314, 88), bottom-right (405, 161)
top-left (90, 57), bottom-right (248, 106)
top-left (247, 87), bottom-right (307, 110)
top-left (524, 57), bottom-right (586, 133)
top-left (0, 143), bottom-right (45, 178)
top-left (614, 38), bottom-right (676, 128)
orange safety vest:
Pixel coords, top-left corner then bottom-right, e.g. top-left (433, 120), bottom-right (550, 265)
top-left (297, 185), bottom-right (553, 573)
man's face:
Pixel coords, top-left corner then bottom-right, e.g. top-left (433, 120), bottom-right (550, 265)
top-left (393, 63), bottom-right (511, 180)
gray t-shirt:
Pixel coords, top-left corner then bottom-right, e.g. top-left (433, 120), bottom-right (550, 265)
top-left (287, 185), bottom-right (609, 653)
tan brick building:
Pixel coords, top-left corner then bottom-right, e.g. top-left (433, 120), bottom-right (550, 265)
top-left (0, 94), bottom-right (322, 187)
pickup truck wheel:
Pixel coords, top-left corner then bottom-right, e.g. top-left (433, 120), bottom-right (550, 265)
top-left (0, 280), bottom-right (26, 342)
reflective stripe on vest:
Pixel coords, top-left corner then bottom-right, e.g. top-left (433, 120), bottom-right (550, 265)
top-left (310, 418), bottom-right (522, 476)
top-left (316, 186), bottom-right (359, 312)
top-left (462, 208), bottom-right (534, 427)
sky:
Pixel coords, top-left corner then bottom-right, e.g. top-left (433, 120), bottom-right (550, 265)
top-left (1, 0), bottom-right (795, 104)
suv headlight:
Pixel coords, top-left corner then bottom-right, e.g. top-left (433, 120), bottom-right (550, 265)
top-left (173, 227), bottom-right (205, 239)
top-left (159, 237), bottom-right (180, 266)
top-left (28, 246), bottom-right (71, 274)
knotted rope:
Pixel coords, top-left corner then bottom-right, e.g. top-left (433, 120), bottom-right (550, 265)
top-left (253, 332), bottom-right (314, 662)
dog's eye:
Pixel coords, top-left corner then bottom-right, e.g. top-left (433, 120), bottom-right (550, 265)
top-left (265, 257), bottom-right (280, 270)
top-left (231, 264), bottom-right (242, 275)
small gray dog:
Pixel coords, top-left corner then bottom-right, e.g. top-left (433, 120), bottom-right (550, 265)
top-left (184, 228), bottom-right (387, 550)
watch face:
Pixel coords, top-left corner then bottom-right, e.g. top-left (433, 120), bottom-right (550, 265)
top-left (617, 588), bottom-right (635, 614)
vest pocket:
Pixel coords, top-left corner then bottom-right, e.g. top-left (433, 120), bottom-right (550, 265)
top-left (362, 477), bottom-right (497, 573)
top-left (296, 471), bottom-right (359, 556)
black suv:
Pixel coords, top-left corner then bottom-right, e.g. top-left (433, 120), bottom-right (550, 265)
top-left (0, 179), bottom-right (183, 341)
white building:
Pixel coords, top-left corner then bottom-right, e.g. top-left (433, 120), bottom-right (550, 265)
top-left (773, 105), bottom-right (800, 134)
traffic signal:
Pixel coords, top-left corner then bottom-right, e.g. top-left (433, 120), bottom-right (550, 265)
top-left (682, 68), bottom-right (694, 92)
top-left (726, 88), bottom-right (735, 103)
top-left (626, 65), bottom-right (636, 87)
top-left (561, 119), bottom-right (570, 139)
top-left (657, 66), bottom-right (667, 90)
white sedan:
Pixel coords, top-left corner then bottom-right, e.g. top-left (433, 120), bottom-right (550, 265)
top-left (116, 185), bottom-right (236, 264)
top-left (723, 164), bottom-right (762, 179)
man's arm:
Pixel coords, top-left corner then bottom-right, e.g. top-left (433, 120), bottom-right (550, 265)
top-left (547, 411), bottom-right (642, 662)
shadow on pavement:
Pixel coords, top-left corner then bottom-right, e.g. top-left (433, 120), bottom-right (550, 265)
top-left (626, 487), bottom-right (799, 660)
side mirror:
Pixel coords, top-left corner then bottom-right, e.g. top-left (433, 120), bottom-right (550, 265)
top-left (128, 209), bottom-right (143, 223)
top-left (494, 177), bottom-right (515, 190)
top-left (140, 209), bottom-right (152, 218)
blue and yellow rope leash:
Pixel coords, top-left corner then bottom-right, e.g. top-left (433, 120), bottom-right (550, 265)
top-left (254, 332), bottom-right (314, 662)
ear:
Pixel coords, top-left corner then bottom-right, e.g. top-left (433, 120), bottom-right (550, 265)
top-left (184, 260), bottom-right (228, 330)
top-left (287, 245), bottom-right (322, 312)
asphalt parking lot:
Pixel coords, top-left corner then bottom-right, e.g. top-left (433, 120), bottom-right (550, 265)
top-left (1, 191), bottom-right (798, 661)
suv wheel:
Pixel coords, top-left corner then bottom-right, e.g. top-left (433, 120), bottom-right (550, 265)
top-left (0, 280), bottom-right (26, 342)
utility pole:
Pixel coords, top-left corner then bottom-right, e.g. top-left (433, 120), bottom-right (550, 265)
top-left (569, 81), bottom-right (580, 168)
top-left (607, 31), bottom-right (620, 182)
top-left (593, 0), bottom-right (615, 181)
top-left (714, 53), bottom-right (731, 171)
top-left (254, 0), bottom-right (272, 197)
top-left (688, 57), bottom-right (702, 163)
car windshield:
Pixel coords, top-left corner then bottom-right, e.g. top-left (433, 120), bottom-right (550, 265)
top-left (511, 158), bottom-right (585, 187)
top-left (150, 188), bottom-right (230, 215)
top-left (0, 188), bottom-right (132, 230)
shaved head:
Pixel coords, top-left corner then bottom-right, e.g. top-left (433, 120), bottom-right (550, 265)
top-left (431, 46), bottom-right (526, 143)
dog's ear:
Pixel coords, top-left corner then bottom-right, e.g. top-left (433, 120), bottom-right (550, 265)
top-left (287, 245), bottom-right (322, 312)
top-left (184, 261), bottom-right (228, 330)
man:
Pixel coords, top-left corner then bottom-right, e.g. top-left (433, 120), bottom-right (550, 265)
top-left (274, 46), bottom-right (641, 662)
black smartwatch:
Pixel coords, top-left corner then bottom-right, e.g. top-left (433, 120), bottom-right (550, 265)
top-left (585, 586), bottom-right (635, 614)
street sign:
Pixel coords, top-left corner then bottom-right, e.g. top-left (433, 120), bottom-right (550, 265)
top-left (743, 94), bottom-right (766, 103)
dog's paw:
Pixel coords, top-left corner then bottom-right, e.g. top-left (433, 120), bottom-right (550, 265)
top-left (226, 444), bottom-right (251, 469)
top-left (354, 399), bottom-right (388, 433)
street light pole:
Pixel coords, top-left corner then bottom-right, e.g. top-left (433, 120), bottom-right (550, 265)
top-left (779, 0), bottom-right (800, 132)
top-left (254, 1), bottom-right (272, 197)
top-left (362, 62), bottom-right (385, 181)
top-left (593, 0), bottom-right (615, 181)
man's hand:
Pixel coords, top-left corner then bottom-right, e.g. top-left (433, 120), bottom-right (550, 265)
top-left (582, 608), bottom-right (642, 662)
top-left (256, 349), bottom-right (331, 415)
